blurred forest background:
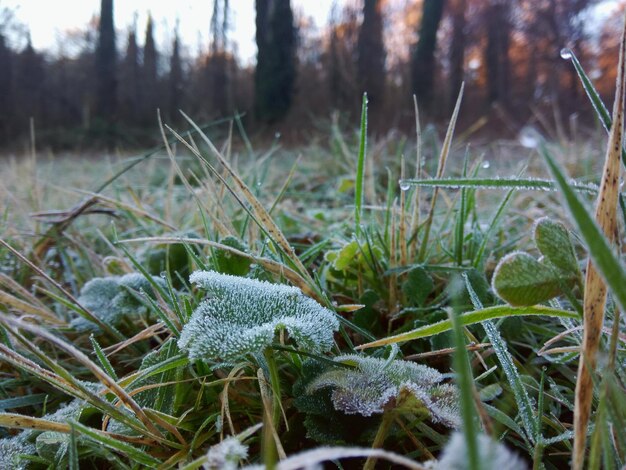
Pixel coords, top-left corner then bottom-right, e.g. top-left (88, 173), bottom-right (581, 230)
top-left (0, 0), bottom-right (624, 150)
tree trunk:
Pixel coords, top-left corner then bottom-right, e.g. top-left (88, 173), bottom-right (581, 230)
top-left (412, 0), bottom-right (446, 111)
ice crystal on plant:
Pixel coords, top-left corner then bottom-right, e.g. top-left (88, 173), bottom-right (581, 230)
top-left (0, 435), bottom-right (36, 470)
top-left (178, 271), bottom-right (339, 362)
top-left (204, 436), bottom-right (249, 470)
top-left (71, 273), bottom-right (166, 331)
top-left (306, 355), bottom-right (459, 426)
top-left (427, 432), bottom-right (527, 470)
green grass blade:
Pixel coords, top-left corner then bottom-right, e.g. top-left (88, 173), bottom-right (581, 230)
top-left (355, 93), bottom-right (368, 237)
top-left (565, 49), bottom-right (626, 167)
top-left (90, 335), bottom-right (118, 381)
top-left (464, 274), bottom-right (537, 444)
top-left (399, 177), bottom-right (598, 194)
top-left (71, 421), bottom-right (162, 467)
top-left (454, 152), bottom-right (470, 265)
top-left (357, 305), bottom-right (576, 349)
top-left (540, 145), bottom-right (626, 313)
top-left (450, 304), bottom-right (480, 470)
top-left (473, 188), bottom-right (515, 269)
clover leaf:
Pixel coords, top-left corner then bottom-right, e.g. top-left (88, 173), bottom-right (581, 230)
top-left (178, 271), bottom-right (339, 362)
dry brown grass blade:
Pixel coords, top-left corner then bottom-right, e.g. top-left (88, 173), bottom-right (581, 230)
top-left (409, 95), bottom-right (423, 260)
top-left (0, 413), bottom-right (71, 433)
top-left (0, 412), bottom-right (158, 447)
top-left (0, 343), bottom-right (78, 394)
top-left (0, 273), bottom-right (48, 309)
top-left (71, 189), bottom-right (177, 231)
top-left (30, 197), bottom-right (99, 261)
top-left (573, 13), bottom-right (626, 470)
top-left (417, 83), bottom-right (464, 261)
top-left (256, 367), bottom-right (287, 460)
top-left (103, 323), bottom-right (169, 356)
top-left (0, 289), bottom-right (63, 324)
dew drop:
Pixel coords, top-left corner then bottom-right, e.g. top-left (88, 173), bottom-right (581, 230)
top-left (399, 180), bottom-right (411, 191)
top-left (481, 161), bottom-right (491, 169)
top-left (274, 132), bottom-right (281, 139)
top-left (160, 271), bottom-right (168, 279)
top-left (560, 48), bottom-right (572, 60)
top-left (518, 126), bottom-right (541, 149)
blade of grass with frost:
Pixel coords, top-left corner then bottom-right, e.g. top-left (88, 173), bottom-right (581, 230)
top-left (0, 316), bottom-right (164, 440)
top-left (532, 368), bottom-right (546, 470)
top-left (399, 157), bottom-right (408, 265)
top-left (449, 305), bottom-right (480, 470)
top-left (454, 150), bottom-right (471, 265)
top-left (355, 93), bottom-right (368, 238)
top-left (464, 274), bottom-right (537, 444)
top-left (119, 355), bottom-right (188, 389)
top-left (419, 83), bottom-right (464, 262)
top-left (0, 343), bottom-right (154, 439)
top-left (90, 335), bottom-right (118, 381)
top-left (565, 48), bottom-right (626, 168)
top-left (357, 304), bottom-right (576, 349)
top-left (384, 167), bottom-right (394, 245)
top-left (174, 116), bottom-right (314, 288)
top-left (399, 177), bottom-right (598, 194)
top-left (71, 421), bottom-right (162, 467)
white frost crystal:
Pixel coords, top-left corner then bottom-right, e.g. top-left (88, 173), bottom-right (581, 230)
top-left (179, 271), bottom-right (339, 362)
top-left (430, 432), bottom-right (527, 470)
top-left (204, 436), bottom-right (249, 470)
top-left (307, 355), bottom-right (459, 426)
top-left (0, 436), bottom-right (36, 470)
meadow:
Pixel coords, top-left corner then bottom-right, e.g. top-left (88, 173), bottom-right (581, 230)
top-left (0, 39), bottom-right (625, 470)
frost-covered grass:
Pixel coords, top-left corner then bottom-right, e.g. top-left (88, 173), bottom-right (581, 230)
top-left (1, 56), bottom-right (626, 468)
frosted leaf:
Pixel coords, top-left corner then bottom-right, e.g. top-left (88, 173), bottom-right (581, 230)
top-left (71, 273), bottom-right (166, 331)
top-left (430, 432), bottom-right (527, 470)
top-left (42, 399), bottom-right (85, 423)
top-left (179, 271), bottom-right (339, 362)
top-left (204, 436), bottom-right (249, 470)
top-left (0, 435), bottom-right (36, 470)
top-left (306, 355), bottom-right (459, 426)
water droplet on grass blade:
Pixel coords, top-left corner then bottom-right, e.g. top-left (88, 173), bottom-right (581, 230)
top-left (519, 126), bottom-right (541, 149)
top-left (560, 48), bottom-right (572, 60)
top-left (481, 161), bottom-right (491, 169)
top-left (399, 180), bottom-right (411, 191)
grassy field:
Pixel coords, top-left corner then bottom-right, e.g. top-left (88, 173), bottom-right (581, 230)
top-left (1, 50), bottom-right (626, 469)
